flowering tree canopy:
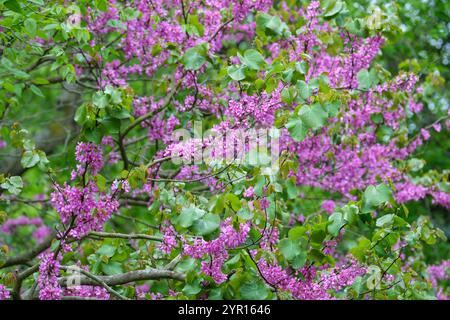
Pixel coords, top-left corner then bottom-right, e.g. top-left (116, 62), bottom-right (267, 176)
top-left (0, 0), bottom-right (449, 300)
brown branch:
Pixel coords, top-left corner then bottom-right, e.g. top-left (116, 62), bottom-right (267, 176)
top-left (87, 231), bottom-right (162, 242)
top-left (1, 234), bottom-right (55, 269)
top-left (59, 268), bottom-right (185, 287)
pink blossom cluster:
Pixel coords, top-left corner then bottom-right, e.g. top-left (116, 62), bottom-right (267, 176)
top-left (226, 86), bottom-right (284, 126)
top-left (63, 285), bottom-right (110, 300)
top-left (38, 251), bottom-right (110, 300)
top-left (159, 221), bottom-right (178, 254)
top-left (0, 284), bottom-right (11, 300)
top-left (1, 216), bottom-right (52, 243)
top-left (184, 218), bottom-right (250, 283)
top-left (257, 256), bottom-right (366, 300)
top-left (38, 251), bottom-right (63, 300)
top-left (1, 216), bottom-right (43, 232)
top-left (427, 260), bottom-right (450, 300)
top-left (50, 181), bottom-right (119, 239)
top-left (72, 142), bottom-right (104, 178)
top-left (85, 0), bottom-right (271, 87)
top-left (321, 200), bottom-right (336, 214)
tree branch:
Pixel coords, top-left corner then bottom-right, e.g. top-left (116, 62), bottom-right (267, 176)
top-left (59, 268), bottom-right (185, 287)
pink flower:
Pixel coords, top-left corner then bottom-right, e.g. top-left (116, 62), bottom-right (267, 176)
top-left (259, 198), bottom-right (270, 210)
top-left (0, 285), bottom-right (11, 300)
top-left (321, 200), bottom-right (336, 214)
top-left (421, 128), bottom-right (430, 140)
top-left (243, 187), bottom-right (254, 198)
top-left (432, 123), bottom-right (441, 132)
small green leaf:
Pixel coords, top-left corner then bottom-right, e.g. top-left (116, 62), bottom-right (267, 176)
top-left (21, 150), bottom-right (40, 168)
top-left (323, 0), bottom-right (344, 18)
top-left (362, 184), bottom-right (394, 213)
top-left (30, 84), bottom-right (44, 97)
top-left (286, 117), bottom-right (307, 142)
top-left (299, 103), bottom-right (328, 131)
top-left (279, 238), bottom-right (300, 260)
top-left (297, 80), bottom-right (312, 100)
top-left (237, 208), bottom-right (254, 220)
top-left (328, 212), bottom-right (345, 236)
top-left (357, 69), bottom-right (372, 91)
top-left (376, 214), bottom-right (395, 228)
top-left (97, 244), bottom-right (117, 258)
top-left (182, 44), bottom-right (208, 71)
top-left (192, 213), bottom-right (220, 235)
top-left (240, 280), bottom-right (269, 300)
top-left (102, 261), bottom-right (123, 275)
top-left (24, 18), bottom-right (37, 37)
top-left (4, 0), bottom-right (22, 13)
top-left (1, 176), bottom-right (23, 195)
top-left (239, 49), bottom-right (265, 71)
top-left (227, 65), bottom-right (247, 81)
top-left (177, 205), bottom-right (206, 228)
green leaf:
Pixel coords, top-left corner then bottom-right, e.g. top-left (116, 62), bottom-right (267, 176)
top-left (96, 174), bottom-right (107, 192)
top-left (227, 65), bottom-right (247, 81)
top-left (4, 0), bottom-right (22, 13)
top-left (30, 84), bottom-right (44, 97)
top-left (177, 205), bottom-right (206, 228)
top-left (278, 238), bottom-right (300, 260)
top-left (75, 105), bottom-right (88, 126)
top-left (286, 179), bottom-right (299, 199)
top-left (240, 280), bottom-right (269, 300)
top-left (328, 212), bottom-right (346, 236)
top-left (286, 117), bottom-right (307, 142)
top-left (237, 208), bottom-right (254, 220)
top-left (21, 150), bottom-right (40, 168)
top-left (299, 103), bottom-right (328, 131)
top-left (182, 44), bottom-right (208, 71)
top-left (357, 69), bottom-right (372, 91)
top-left (291, 251), bottom-right (307, 269)
top-left (256, 13), bottom-right (290, 37)
top-left (376, 214), bottom-right (395, 228)
top-left (1, 176), bottom-right (23, 195)
top-left (225, 193), bottom-right (242, 211)
top-left (24, 18), bottom-right (37, 37)
top-left (239, 49), bottom-right (265, 71)
top-left (97, 244), bottom-right (116, 258)
top-left (350, 237), bottom-right (371, 261)
top-left (362, 184), bottom-right (394, 213)
top-left (192, 213), bottom-right (220, 235)
top-left (323, 0), bottom-right (344, 18)
top-left (288, 226), bottom-right (306, 240)
top-left (297, 80), bottom-right (312, 100)
top-left (32, 77), bottom-right (50, 85)
top-left (101, 261), bottom-right (123, 275)
top-left (183, 280), bottom-right (202, 295)
top-left (28, 0), bottom-right (44, 5)
top-left (281, 87), bottom-right (296, 105)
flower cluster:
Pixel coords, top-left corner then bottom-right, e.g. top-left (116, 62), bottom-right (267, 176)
top-left (159, 221), bottom-right (178, 254)
top-left (1, 216), bottom-right (52, 243)
top-left (38, 251), bottom-right (63, 300)
top-left (72, 142), bottom-right (104, 178)
top-left (50, 181), bottom-right (119, 239)
top-left (257, 256), bottom-right (366, 300)
top-left (184, 218), bottom-right (250, 283)
top-left (427, 260), bottom-right (450, 300)
top-left (0, 285), bottom-right (11, 300)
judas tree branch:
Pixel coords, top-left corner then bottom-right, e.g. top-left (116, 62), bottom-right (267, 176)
top-left (2, 230), bottom-right (162, 269)
top-left (1, 233), bottom-right (55, 269)
top-left (59, 268), bottom-right (186, 287)
top-left (61, 266), bottom-right (129, 300)
top-left (87, 231), bottom-right (162, 242)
